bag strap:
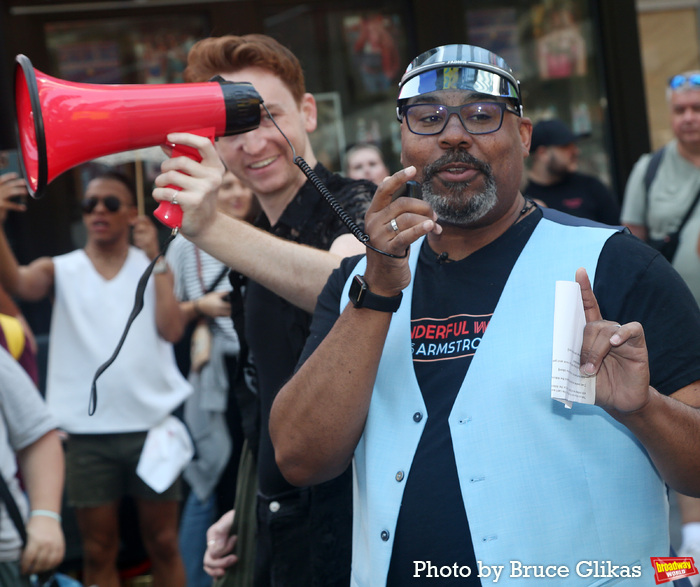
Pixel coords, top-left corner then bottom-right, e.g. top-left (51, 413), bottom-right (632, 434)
top-left (644, 146), bottom-right (665, 195)
top-left (0, 472), bottom-right (27, 546)
top-left (206, 266), bottom-right (230, 295)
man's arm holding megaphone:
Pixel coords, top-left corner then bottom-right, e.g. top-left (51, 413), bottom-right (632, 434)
top-left (152, 132), bottom-right (367, 314)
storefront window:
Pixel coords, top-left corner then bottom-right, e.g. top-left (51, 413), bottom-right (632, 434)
top-left (265, 2), bottom-right (412, 175)
top-left (463, 0), bottom-right (610, 186)
top-left (266, 0), bottom-right (609, 188)
top-left (44, 15), bottom-right (209, 84)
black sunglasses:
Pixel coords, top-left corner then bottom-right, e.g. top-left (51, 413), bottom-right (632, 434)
top-left (81, 195), bottom-right (123, 214)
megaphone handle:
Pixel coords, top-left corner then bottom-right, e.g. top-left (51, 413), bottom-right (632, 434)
top-left (153, 128), bottom-right (216, 229)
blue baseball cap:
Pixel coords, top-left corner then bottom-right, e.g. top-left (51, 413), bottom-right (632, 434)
top-left (397, 45), bottom-right (522, 116)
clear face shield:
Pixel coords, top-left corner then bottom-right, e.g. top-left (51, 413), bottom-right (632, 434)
top-left (396, 44), bottom-right (523, 120)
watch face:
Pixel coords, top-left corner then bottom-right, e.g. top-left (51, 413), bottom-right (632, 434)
top-left (350, 274), bottom-right (366, 307)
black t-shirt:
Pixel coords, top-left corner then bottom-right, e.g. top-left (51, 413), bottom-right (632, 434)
top-left (299, 207), bottom-right (700, 585)
top-left (243, 163), bottom-right (374, 497)
top-left (524, 172), bottom-right (620, 225)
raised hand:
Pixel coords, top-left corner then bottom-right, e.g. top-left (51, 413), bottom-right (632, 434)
top-left (362, 166), bottom-right (440, 297)
top-left (152, 133), bottom-right (225, 238)
top-left (131, 215), bottom-right (160, 261)
top-left (0, 172), bottom-right (29, 222)
top-left (576, 267), bottom-right (651, 414)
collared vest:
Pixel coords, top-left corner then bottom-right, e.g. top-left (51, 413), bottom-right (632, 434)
top-left (341, 214), bottom-right (668, 586)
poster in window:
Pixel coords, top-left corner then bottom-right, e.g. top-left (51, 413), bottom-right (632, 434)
top-left (342, 12), bottom-right (403, 100)
top-left (466, 8), bottom-right (521, 74)
top-left (44, 15), bottom-right (208, 84)
top-left (531, 3), bottom-right (587, 80)
top-left (309, 92), bottom-right (347, 173)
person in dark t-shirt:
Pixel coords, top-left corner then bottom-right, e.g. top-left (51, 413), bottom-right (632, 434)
top-left (524, 118), bottom-right (620, 224)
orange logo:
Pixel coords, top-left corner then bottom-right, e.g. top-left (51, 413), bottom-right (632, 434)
top-left (650, 557), bottom-right (698, 584)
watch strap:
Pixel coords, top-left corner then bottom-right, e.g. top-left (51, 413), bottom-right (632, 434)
top-left (349, 274), bottom-right (402, 312)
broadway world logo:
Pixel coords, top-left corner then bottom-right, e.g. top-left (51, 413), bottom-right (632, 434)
top-left (650, 557), bottom-right (698, 584)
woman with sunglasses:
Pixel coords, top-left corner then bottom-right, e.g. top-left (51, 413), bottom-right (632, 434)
top-left (621, 71), bottom-right (700, 586)
top-left (0, 168), bottom-right (192, 587)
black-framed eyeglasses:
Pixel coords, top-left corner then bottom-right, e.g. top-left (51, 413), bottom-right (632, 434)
top-left (399, 101), bottom-right (520, 136)
top-left (669, 73), bottom-right (700, 90)
top-left (81, 195), bottom-right (123, 214)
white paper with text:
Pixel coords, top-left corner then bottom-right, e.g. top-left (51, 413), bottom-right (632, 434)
top-left (551, 280), bottom-right (596, 409)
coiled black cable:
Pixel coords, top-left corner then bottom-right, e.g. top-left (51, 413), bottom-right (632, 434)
top-left (264, 104), bottom-right (407, 259)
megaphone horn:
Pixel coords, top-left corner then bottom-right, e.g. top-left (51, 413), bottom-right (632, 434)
top-left (14, 54), bottom-right (262, 227)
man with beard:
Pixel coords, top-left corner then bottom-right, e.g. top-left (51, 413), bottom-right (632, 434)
top-left (270, 45), bottom-right (700, 586)
top-left (523, 118), bottom-right (619, 224)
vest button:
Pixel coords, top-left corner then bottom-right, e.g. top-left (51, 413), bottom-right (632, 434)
top-left (413, 412), bottom-right (423, 422)
top-left (381, 530), bottom-right (390, 541)
top-left (269, 501), bottom-right (280, 513)
top-left (395, 471), bottom-right (404, 482)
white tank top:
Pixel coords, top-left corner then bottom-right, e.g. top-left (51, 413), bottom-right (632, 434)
top-left (47, 247), bottom-right (191, 433)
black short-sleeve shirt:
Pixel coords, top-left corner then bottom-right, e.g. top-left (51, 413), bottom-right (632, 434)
top-left (299, 207), bottom-right (700, 585)
top-left (245, 163), bottom-right (374, 496)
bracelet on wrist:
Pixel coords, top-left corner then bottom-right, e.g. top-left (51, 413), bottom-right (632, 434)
top-left (29, 509), bottom-right (62, 523)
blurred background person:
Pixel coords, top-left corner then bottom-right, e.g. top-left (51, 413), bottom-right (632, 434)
top-left (0, 309), bottom-right (65, 586)
top-left (621, 71), bottom-right (700, 582)
top-left (0, 168), bottom-right (191, 587)
top-left (524, 118), bottom-right (620, 224)
top-left (0, 173), bottom-right (37, 380)
top-left (344, 142), bottom-right (391, 185)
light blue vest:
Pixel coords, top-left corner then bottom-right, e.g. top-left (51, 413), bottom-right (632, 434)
top-left (341, 216), bottom-right (668, 586)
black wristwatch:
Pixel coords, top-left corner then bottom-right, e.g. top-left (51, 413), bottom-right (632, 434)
top-left (348, 274), bottom-right (402, 312)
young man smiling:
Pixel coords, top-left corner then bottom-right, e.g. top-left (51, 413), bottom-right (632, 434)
top-left (152, 34), bottom-right (374, 586)
top-left (270, 45), bottom-right (700, 586)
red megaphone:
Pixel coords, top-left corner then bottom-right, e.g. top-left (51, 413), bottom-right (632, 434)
top-left (14, 54), bottom-right (262, 228)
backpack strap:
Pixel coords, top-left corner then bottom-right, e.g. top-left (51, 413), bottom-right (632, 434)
top-left (0, 472), bottom-right (27, 546)
top-left (644, 146), bottom-right (666, 194)
top-left (643, 146), bottom-right (666, 228)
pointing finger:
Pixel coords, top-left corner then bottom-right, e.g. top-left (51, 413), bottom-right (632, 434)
top-left (575, 267), bottom-right (602, 323)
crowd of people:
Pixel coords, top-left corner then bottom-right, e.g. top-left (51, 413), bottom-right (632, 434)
top-left (0, 29), bottom-right (698, 587)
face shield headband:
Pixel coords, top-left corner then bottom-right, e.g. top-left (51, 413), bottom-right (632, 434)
top-left (396, 45), bottom-right (523, 119)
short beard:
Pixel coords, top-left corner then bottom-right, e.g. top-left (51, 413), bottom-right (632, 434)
top-left (421, 151), bottom-right (498, 227)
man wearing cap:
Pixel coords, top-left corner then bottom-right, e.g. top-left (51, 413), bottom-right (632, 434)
top-left (271, 44), bottom-right (700, 586)
top-left (621, 70), bottom-right (700, 585)
top-left (524, 118), bottom-right (620, 224)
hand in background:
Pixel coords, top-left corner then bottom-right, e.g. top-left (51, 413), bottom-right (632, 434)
top-left (0, 173), bottom-right (28, 223)
top-left (131, 215), bottom-right (160, 261)
top-left (203, 509), bottom-right (238, 578)
top-left (196, 290), bottom-right (232, 319)
top-left (21, 514), bottom-right (65, 575)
